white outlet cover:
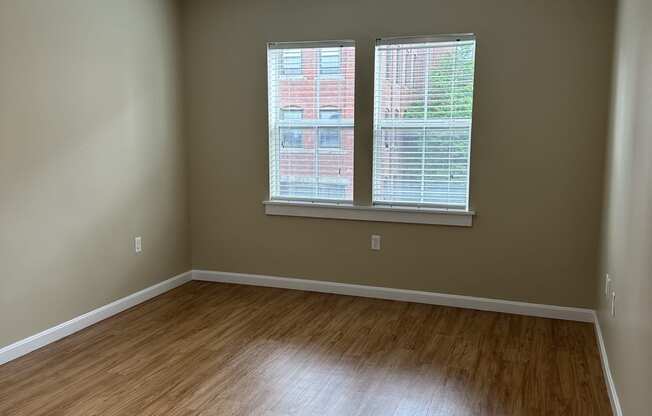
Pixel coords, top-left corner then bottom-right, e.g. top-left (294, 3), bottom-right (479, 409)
top-left (371, 235), bottom-right (381, 251)
top-left (135, 236), bottom-right (142, 253)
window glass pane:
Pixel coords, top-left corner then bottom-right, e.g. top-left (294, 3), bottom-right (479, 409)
top-left (281, 108), bottom-right (303, 120)
top-left (279, 109), bottom-right (304, 148)
top-left (268, 42), bottom-right (355, 201)
top-left (282, 50), bottom-right (302, 75)
top-left (318, 128), bottom-right (341, 148)
top-left (319, 108), bottom-right (342, 148)
top-left (319, 48), bottom-right (341, 75)
top-left (373, 37), bottom-right (476, 209)
top-left (281, 128), bottom-right (304, 148)
top-left (319, 109), bottom-right (342, 120)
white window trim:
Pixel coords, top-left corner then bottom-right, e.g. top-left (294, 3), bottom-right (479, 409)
top-left (263, 200), bottom-right (474, 227)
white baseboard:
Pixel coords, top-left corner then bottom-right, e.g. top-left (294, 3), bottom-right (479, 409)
top-left (1, 268), bottom-right (619, 413)
top-left (593, 312), bottom-right (623, 416)
top-left (192, 270), bottom-right (595, 322)
top-left (0, 271), bottom-right (192, 366)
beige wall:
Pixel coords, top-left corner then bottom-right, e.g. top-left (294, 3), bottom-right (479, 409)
top-left (181, 0), bottom-right (614, 308)
top-left (598, 0), bottom-right (652, 414)
top-left (0, 0), bottom-right (190, 348)
top-left (0, 0), bottom-right (620, 351)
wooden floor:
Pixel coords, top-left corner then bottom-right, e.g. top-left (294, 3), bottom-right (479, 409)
top-left (0, 281), bottom-right (611, 416)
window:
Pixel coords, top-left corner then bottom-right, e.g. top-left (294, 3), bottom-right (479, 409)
top-left (281, 50), bottom-right (302, 75)
top-left (281, 108), bottom-right (303, 120)
top-left (281, 128), bottom-right (304, 148)
top-left (319, 48), bottom-right (342, 75)
top-left (268, 41), bottom-right (355, 202)
top-left (373, 35), bottom-right (476, 210)
top-left (318, 108), bottom-right (342, 148)
top-left (280, 108), bottom-right (304, 148)
top-left (319, 108), bottom-right (341, 120)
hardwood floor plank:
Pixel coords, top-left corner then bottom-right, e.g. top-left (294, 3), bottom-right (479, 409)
top-left (0, 281), bottom-right (611, 416)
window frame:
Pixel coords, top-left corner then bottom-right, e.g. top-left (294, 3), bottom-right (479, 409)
top-left (267, 40), bottom-right (356, 204)
top-left (371, 34), bottom-right (476, 212)
top-left (279, 107), bottom-right (305, 149)
top-left (318, 107), bottom-right (343, 149)
top-left (265, 36), bottom-right (475, 227)
top-left (318, 47), bottom-right (343, 77)
top-left (280, 49), bottom-right (303, 77)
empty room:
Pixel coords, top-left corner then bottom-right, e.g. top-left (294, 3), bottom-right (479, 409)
top-left (0, 0), bottom-right (650, 414)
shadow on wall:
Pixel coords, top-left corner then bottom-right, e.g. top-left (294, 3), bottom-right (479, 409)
top-left (0, 0), bottom-right (188, 348)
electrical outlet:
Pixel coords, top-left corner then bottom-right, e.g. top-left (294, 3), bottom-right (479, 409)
top-left (371, 235), bottom-right (381, 251)
top-left (605, 273), bottom-right (611, 297)
top-left (611, 291), bottom-right (616, 317)
top-left (134, 236), bottom-right (142, 254)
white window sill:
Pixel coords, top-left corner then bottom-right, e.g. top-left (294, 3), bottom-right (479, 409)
top-left (263, 200), bottom-right (474, 227)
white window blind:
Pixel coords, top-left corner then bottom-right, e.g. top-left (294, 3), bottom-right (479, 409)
top-left (268, 41), bottom-right (355, 202)
top-left (373, 35), bottom-right (476, 210)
